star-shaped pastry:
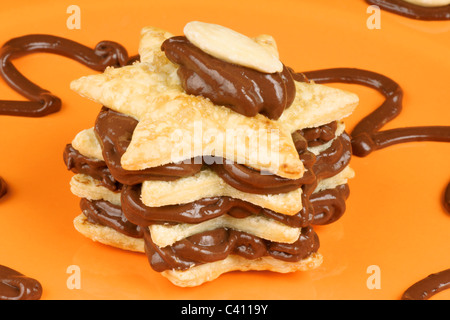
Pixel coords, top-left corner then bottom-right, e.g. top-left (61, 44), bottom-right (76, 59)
top-left (70, 25), bottom-right (358, 180)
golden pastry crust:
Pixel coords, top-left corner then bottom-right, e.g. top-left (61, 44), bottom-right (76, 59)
top-left (161, 252), bottom-right (323, 287)
top-left (73, 214), bottom-right (144, 252)
top-left (315, 166), bottom-right (354, 193)
top-left (121, 93), bottom-right (303, 179)
top-left (278, 82), bottom-right (358, 133)
top-left (70, 25), bottom-right (358, 177)
top-left (149, 214), bottom-right (301, 248)
top-left (70, 174), bottom-right (121, 206)
top-left (72, 128), bottom-right (104, 160)
top-left (140, 164), bottom-right (354, 215)
top-left (140, 168), bottom-right (303, 215)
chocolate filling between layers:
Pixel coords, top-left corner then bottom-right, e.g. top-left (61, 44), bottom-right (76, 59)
top-left (92, 107), bottom-right (348, 195)
top-left (80, 181), bottom-right (350, 238)
top-left (144, 226), bottom-right (320, 272)
top-left (80, 198), bottom-right (143, 238)
top-left (94, 107), bottom-right (204, 185)
top-left (63, 144), bottom-right (121, 192)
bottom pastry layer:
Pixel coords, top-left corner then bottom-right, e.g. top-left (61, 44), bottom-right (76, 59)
top-left (73, 214), bottom-right (322, 287)
top-left (161, 253), bottom-right (323, 287)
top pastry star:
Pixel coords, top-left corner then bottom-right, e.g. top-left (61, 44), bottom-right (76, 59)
top-left (70, 22), bottom-right (358, 180)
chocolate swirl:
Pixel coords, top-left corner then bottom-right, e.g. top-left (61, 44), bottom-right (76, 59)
top-left (299, 121), bottom-right (338, 147)
top-left (300, 68), bottom-right (450, 157)
top-left (121, 184), bottom-right (310, 228)
top-left (161, 36), bottom-right (296, 120)
top-left (0, 265), bottom-right (42, 300)
top-left (0, 176), bottom-right (7, 199)
top-left (402, 268), bottom-right (450, 300)
top-left (63, 144), bottom-right (121, 192)
top-left (366, 0), bottom-right (450, 20)
top-left (444, 182), bottom-right (450, 214)
top-left (310, 184), bottom-right (350, 225)
top-left (0, 35), bottom-right (137, 117)
top-left (80, 198), bottom-right (143, 238)
top-left (145, 226), bottom-right (319, 272)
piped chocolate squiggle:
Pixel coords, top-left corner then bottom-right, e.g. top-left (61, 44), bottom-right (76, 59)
top-left (145, 226), bottom-right (319, 272)
top-left (300, 68), bottom-right (450, 157)
top-left (0, 34), bottom-right (137, 117)
top-left (444, 182), bottom-right (450, 213)
top-left (120, 182), bottom-right (349, 228)
top-left (366, 0), bottom-right (450, 20)
top-left (0, 176), bottom-right (7, 199)
top-left (301, 67), bottom-right (450, 299)
top-left (402, 268), bottom-right (450, 300)
top-left (0, 265), bottom-right (42, 300)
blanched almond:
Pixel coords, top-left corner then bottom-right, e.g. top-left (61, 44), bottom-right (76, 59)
top-left (184, 21), bottom-right (283, 73)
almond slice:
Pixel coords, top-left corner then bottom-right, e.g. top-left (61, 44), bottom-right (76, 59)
top-left (402, 0), bottom-right (450, 6)
top-left (184, 21), bottom-right (283, 73)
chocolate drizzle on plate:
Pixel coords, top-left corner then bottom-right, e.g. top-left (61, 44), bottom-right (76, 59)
top-left (0, 34), bottom-right (137, 117)
top-left (0, 34), bottom-right (139, 299)
top-left (299, 68), bottom-right (450, 157)
top-left (0, 176), bottom-right (7, 199)
top-left (1, 32), bottom-right (449, 298)
top-left (444, 182), bottom-right (450, 214)
top-left (300, 67), bottom-right (450, 299)
top-left (402, 268), bottom-right (450, 300)
top-left (0, 265), bottom-right (42, 300)
top-left (366, 0), bottom-right (450, 20)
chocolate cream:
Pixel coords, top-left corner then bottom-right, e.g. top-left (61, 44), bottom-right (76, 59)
top-left (145, 226), bottom-right (319, 272)
top-left (0, 176), bottom-right (7, 199)
top-left (0, 34), bottom-right (138, 117)
top-left (0, 265), bottom-right (42, 300)
top-left (366, 0), bottom-right (450, 20)
top-left (299, 68), bottom-right (450, 157)
top-left (93, 106), bottom-right (350, 195)
top-left (402, 268), bottom-right (450, 300)
top-left (80, 198), bottom-right (143, 238)
top-left (120, 182), bottom-right (349, 228)
top-left (161, 36), bottom-right (296, 120)
top-left (444, 182), bottom-right (450, 213)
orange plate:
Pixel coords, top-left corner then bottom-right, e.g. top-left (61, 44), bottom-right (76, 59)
top-left (0, 0), bottom-right (449, 300)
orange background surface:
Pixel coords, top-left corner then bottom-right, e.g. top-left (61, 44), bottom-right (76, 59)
top-left (0, 0), bottom-right (449, 300)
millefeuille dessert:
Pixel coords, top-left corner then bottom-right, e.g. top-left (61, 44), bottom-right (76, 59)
top-left (63, 21), bottom-right (358, 287)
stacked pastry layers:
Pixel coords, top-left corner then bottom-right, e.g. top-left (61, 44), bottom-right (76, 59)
top-left (64, 23), bottom-right (358, 287)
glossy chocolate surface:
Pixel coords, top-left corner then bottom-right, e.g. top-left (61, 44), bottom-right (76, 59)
top-left (0, 34), bottom-right (137, 117)
top-left (63, 144), bottom-right (121, 192)
top-left (366, 0), bottom-right (450, 20)
top-left (301, 68), bottom-right (450, 157)
top-left (161, 36), bottom-right (296, 120)
top-left (0, 265), bottom-right (42, 300)
top-left (145, 226), bottom-right (319, 272)
top-left (0, 176), bottom-right (7, 199)
top-left (402, 268), bottom-right (450, 300)
top-left (80, 198), bottom-right (143, 238)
